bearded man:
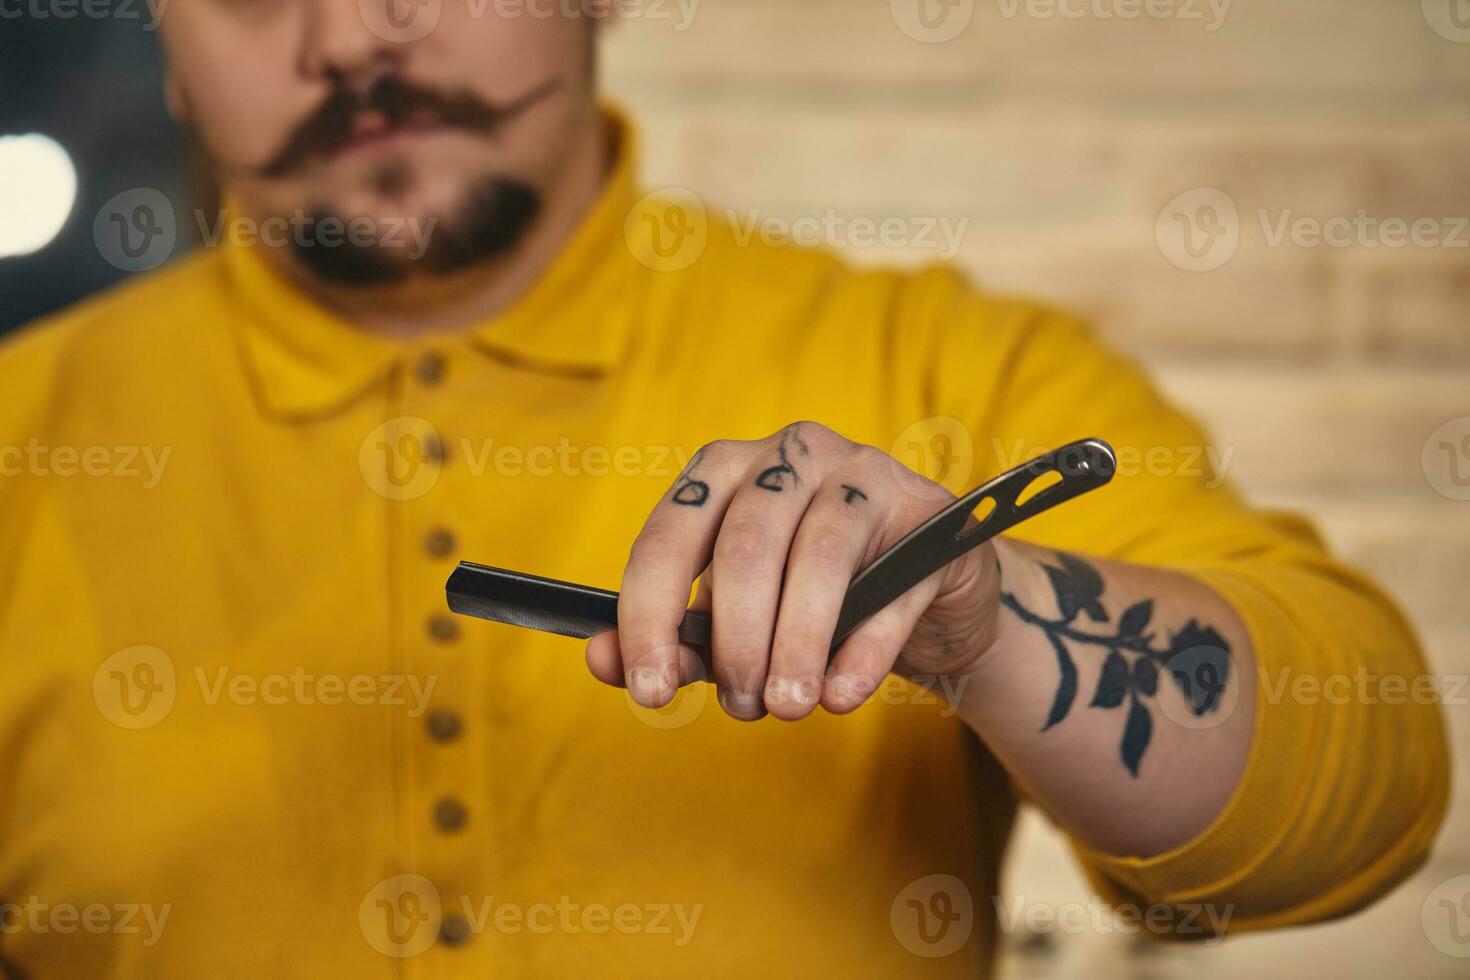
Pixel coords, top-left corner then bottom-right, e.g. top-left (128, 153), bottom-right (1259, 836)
top-left (0, 1), bottom-right (1448, 975)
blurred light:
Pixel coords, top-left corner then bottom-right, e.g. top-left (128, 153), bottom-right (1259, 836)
top-left (0, 133), bottom-right (79, 259)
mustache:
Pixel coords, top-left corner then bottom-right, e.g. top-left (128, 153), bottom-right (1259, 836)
top-left (240, 74), bottom-right (564, 180)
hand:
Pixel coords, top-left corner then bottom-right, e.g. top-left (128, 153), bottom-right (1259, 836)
top-left (584, 422), bottom-right (1002, 721)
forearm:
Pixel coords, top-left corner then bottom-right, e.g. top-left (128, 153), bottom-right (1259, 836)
top-left (953, 538), bottom-right (1256, 858)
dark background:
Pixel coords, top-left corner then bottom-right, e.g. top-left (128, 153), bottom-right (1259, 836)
top-left (0, 17), bottom-right (189, 335)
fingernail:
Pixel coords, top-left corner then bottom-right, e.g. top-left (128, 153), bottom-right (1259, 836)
top-left (765, 676), bottom-right (819, 706)
top-left (825, 673), bottom-right (868, 707)
top-left (628, 666), bottom-right (667, 706)
top-left (718, 690), bottom-right (763, 718)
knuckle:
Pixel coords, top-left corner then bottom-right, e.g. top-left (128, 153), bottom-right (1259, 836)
top-left (801, 420), bottom-right (852, 450)
top-left (697, 438), bottom-right (749, 465)
top-left (799, 419), bottom-right (831, 438)
top-left (628, 522), bottom-right (684, 565)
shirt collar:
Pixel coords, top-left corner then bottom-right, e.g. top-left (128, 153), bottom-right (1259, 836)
top-left (222, 105), bottom-right (643, 421)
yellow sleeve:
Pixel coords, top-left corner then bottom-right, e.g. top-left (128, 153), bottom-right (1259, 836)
top-left (910, 268), bottom-right (1452, 934)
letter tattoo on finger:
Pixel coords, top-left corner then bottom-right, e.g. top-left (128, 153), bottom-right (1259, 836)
top-left (756, 424), bottom-right (811, 492)
top-left (672, 451), bottom-right (711, 507)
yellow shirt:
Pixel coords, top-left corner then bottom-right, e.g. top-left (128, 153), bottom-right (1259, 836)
top-left (0, 114), bottom-right (1448, 977)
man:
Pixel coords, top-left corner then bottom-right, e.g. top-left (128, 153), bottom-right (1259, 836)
top-left (0, 1), bottom-right (1449, 976)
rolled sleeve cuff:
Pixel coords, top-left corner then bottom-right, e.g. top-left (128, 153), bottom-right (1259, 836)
top-left (1072, 565), bottom-right (1316, 909)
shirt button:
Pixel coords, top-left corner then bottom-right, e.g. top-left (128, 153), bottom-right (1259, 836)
top-left (415, 351), bottom-right (447, 387)
top-left (426, 709), bottom-right (463, 743)
top-left (434, 797), bottom-right (468, 833)
top-left (439, 914), bottom-right (471, 947)
top-left (427, 614), bottom-right (460, 644)
top-left (424, 527), bottom-right (457, 559)
top-left (422, 432), bottom-right (449, 466)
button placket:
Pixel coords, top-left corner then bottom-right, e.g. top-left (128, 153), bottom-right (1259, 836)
top-left (397, 348), bottom-right (478, 954)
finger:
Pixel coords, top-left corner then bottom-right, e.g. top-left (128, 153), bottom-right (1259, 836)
top-left (617, 440), bottom-right (752, 708)
top-left (589, 565), bottom-right (718, 689)
top-left (765, 470), bottom-right (890, 720)
top-left (587, 569), bottom-right (718, 691)
top-left (821, 576), bottom-right (943, 714)
top-left (709, 424), bottom-right (844, 720)
top-left (586, 629), bottom-right (706, 690)
top-left (586, 630), bottom-right (624, 686)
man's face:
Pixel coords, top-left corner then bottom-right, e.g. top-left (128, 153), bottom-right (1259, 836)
top-left (160, 0), bottom-right (599, 283)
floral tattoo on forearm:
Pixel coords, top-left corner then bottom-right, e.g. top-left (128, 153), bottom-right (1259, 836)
top-left (1000, 553), bottom-right (1231, 777)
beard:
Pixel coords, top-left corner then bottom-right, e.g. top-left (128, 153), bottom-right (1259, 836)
top-left (292, 172), bottom-right (542, 286)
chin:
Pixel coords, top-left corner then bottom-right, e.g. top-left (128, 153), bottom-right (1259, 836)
top-left (286, 170), bottom-right (543, 287)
